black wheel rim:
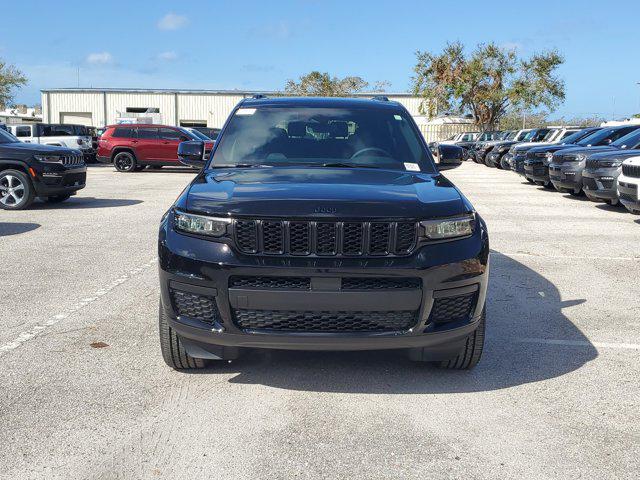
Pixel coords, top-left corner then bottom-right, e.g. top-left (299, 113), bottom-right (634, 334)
top-left (115, 154), bottom-right (133, 171)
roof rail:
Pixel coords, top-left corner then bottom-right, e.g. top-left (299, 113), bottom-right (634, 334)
top-left (372, 95), bottom-right (389, 101)
top-left (251, 94), bottom-right (267, 99)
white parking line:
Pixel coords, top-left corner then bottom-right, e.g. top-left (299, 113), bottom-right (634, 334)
top-left (514, 337), bottom-right (640, 350)
top-left (0, 258), bottom-right (157, 357)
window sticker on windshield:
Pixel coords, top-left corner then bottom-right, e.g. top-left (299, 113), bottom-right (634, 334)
top-left (404, 163), bottom-right (420, 171)
top-left (236, 108), bottom-right (256, 116)
top-left (394, 115), bottom-right (403, 121)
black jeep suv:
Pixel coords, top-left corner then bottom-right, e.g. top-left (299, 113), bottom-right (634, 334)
top-left (0, 128), bottom-right (86, 210)
top-left (158, 97), bottom-right (489, 371)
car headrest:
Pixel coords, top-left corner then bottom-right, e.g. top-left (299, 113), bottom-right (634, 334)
top-left (330, 121), bottom-right (349, 138)
top-left (287, 121), bottom-right (307, 137)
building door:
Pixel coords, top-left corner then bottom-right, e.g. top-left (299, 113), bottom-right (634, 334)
top-left (60, 112), bottom-right (93, 126)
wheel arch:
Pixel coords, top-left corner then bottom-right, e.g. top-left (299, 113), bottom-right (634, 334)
top-left (0, 160), bottom-right (30, 176)
top-left (110, 147), bottom-right (137, 161)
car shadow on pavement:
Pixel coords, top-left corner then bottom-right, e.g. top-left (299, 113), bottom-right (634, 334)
top-left (594, 203), bottom-right (627, 213)
top-left (0, 222), bottom-right (40, 237)
top-left (29, 197), bottom-right (143, 210)
top-left (192, 251), bottom-right (598, 393)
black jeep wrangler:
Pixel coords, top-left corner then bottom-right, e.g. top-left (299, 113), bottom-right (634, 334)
top-left (158, 97), bottom-right (489, 370)
top-left (0, 128), bottom-right (86, 210)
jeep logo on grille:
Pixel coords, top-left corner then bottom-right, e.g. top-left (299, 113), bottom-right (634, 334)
top-left (314, 206), bottom-right (337, 214)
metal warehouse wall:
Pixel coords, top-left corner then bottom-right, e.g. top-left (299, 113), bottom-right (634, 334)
top-left (42, 90), bottom-right (425, 128)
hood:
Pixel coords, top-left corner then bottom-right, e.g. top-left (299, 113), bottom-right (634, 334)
top-left (554, 145), bottom-right (618, 160)
top-left (588, 149), bottom-right (640, 162)
top-left (513, 141), bottom-right (552, 152)
top-left (0, 141), bottom-right (78, 156)
top-left (185, 167), bottom-right (466, 219)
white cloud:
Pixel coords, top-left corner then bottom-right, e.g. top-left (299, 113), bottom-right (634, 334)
top-left (157, 13), bottom-right (188, 31)
top-left (86, 52), bottom-right (113, 64)
top-left (157, 51), bottom-right (178, 61)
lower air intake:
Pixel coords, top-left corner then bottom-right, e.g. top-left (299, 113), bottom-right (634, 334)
top-left (233, 309), bottom-right (417, 332)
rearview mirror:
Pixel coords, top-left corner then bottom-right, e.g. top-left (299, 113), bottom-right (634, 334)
top-left (178, 141), bottom-right (206, 168)
top-left (436, 144), bottom-right (463, 170)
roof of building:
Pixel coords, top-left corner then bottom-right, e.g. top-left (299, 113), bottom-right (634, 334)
top-left (41, 87), bottom-right (418, 97)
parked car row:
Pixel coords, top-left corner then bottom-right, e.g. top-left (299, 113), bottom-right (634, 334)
top-left (463, 124), bottom-right (640, 214)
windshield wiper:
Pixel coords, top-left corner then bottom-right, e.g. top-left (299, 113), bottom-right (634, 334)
top-left (210, 163), bottom-right (273, 168)
top-left (320, 162), bottom-right (380, 169)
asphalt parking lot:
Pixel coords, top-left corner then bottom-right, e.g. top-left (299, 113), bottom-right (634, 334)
top-left (1, 162), bottom-right (639, 479)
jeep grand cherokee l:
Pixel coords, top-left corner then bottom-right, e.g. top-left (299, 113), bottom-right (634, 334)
top-left (0, 128), bottom-right (86, 210)
top-left (548, 125), bottom-right (640, 195)
top-left (158, 97), bottom-right (489, 371)
top-left (523, 127), bottom-right (602, 187)
top-left (582, 148), bottom-right (640, 205)
top-left (97, 124), bottom-right (215, 172)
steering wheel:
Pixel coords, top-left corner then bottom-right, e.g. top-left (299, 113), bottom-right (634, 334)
top-left (350, 147), bottom-right (392, 159)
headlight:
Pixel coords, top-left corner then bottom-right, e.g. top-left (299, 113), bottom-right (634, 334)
top-left (34, 154), bottom-right (62, 164)
top-left (174, 211), bottom-right (230, 237)
top-left (576, 154), bottom-right (587, 162)
top-left (535, 152), bottom-right (548, 158)
top-left (600, 161), bottom-right (622, 168)
top-left (420, 213), bottom-right (476, 240)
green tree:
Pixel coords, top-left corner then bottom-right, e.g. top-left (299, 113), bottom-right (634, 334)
top-left (0, 59), bottom-right (27, 108)
top-left (285, 71), bottom-right (388, 96)
top-left (411, 42), bottom-right (565, 130)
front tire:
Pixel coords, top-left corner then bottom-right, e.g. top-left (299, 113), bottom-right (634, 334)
top-left (0, 169), bottom-right (35, 210)
top-left (159, 302), bottom-right (208, 370)
top-left (113, 151), bottom-right (137, 172)
top-left (436, 308), bottom-right (486, 370)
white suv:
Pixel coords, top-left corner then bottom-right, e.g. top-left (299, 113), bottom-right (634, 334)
top-left (8, 123), bottom-right (94, 160)
top-left (618, 156), bottom-right (640, 214)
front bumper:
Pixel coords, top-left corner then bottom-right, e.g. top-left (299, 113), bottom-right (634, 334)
top-left (582, 168), bottom-right (619, 201)
top-left (548, 163), bottom-right (583, 193)
top-left (486, 151), bottom-right (502, 166)
top-left (158, 215), bottom-right (490, 355)
top-left (523, 161), bottom-right (549, 183)
top-left (510, 154), bottom-right (527, 174)
top-left (31, 163), bottom-right (87, 197)
top-left (617, 173), bottom-right (640, 211)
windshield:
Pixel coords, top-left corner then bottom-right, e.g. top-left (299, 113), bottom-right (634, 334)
top-left (185, 128), bottom-right (210, 141)
top-left (504, 131), bottom-right (517, 140)
top-left (0, 129), bottom-right (20, 144)
top-left (211, 106), bottom-right (433, 171)
top-left (561, 128), bottom-right (597, 145)
top-left (611, 128), bottom-right (640, 149)
top-left (522, 130), bottom-right (537, 141)
top-left (576, 127), bottom-right (640, 147)
top-left (542, 129), bottom-right (560, 141)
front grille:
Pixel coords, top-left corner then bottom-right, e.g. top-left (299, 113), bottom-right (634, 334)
top-left (60, 153), bottom-right (85, 166)
top-left (601, 178), bottom-right (614, 189)
top-left (62, 172), bottom-right (86, 186)
top-left (229, 276), bottom-right (311, 290)
top-left (585, 159), bottom-right (601, 170)
top-left (582, 177), bottom-right (597, 190)
top-left (233, 309), bottom-right (417, 332)
top-left (622, 163), bottom-right (640, 178)
top-left (170, 289), bottom-right (221, 324)
top-left (428, 292), bottom-right (476, 324)
top-left (233, 219), bottom-right (418, 257)
top-left (341, 277), bottom-right (421, 290)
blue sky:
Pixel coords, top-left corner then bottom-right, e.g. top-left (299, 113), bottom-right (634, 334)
top-left (4, 0), bottom-right (640, 119)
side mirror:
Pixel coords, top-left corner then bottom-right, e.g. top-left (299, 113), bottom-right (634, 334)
top-left (436, 144), bottom-right (463, 170)
top-left (178, 140), bottom-right (206, 168)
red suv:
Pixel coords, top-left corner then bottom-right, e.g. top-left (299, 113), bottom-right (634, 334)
top-left (97, 124), bottom-right (214, 172)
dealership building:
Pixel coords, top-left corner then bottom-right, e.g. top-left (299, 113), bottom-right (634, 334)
top-left (40, 88), bottom-right (424, 129)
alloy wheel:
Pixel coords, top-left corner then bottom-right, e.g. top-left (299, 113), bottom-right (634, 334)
top-left (0, 174), bottom-right (25, 207)
top-left (115, 154), bottom-right (134, 171)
